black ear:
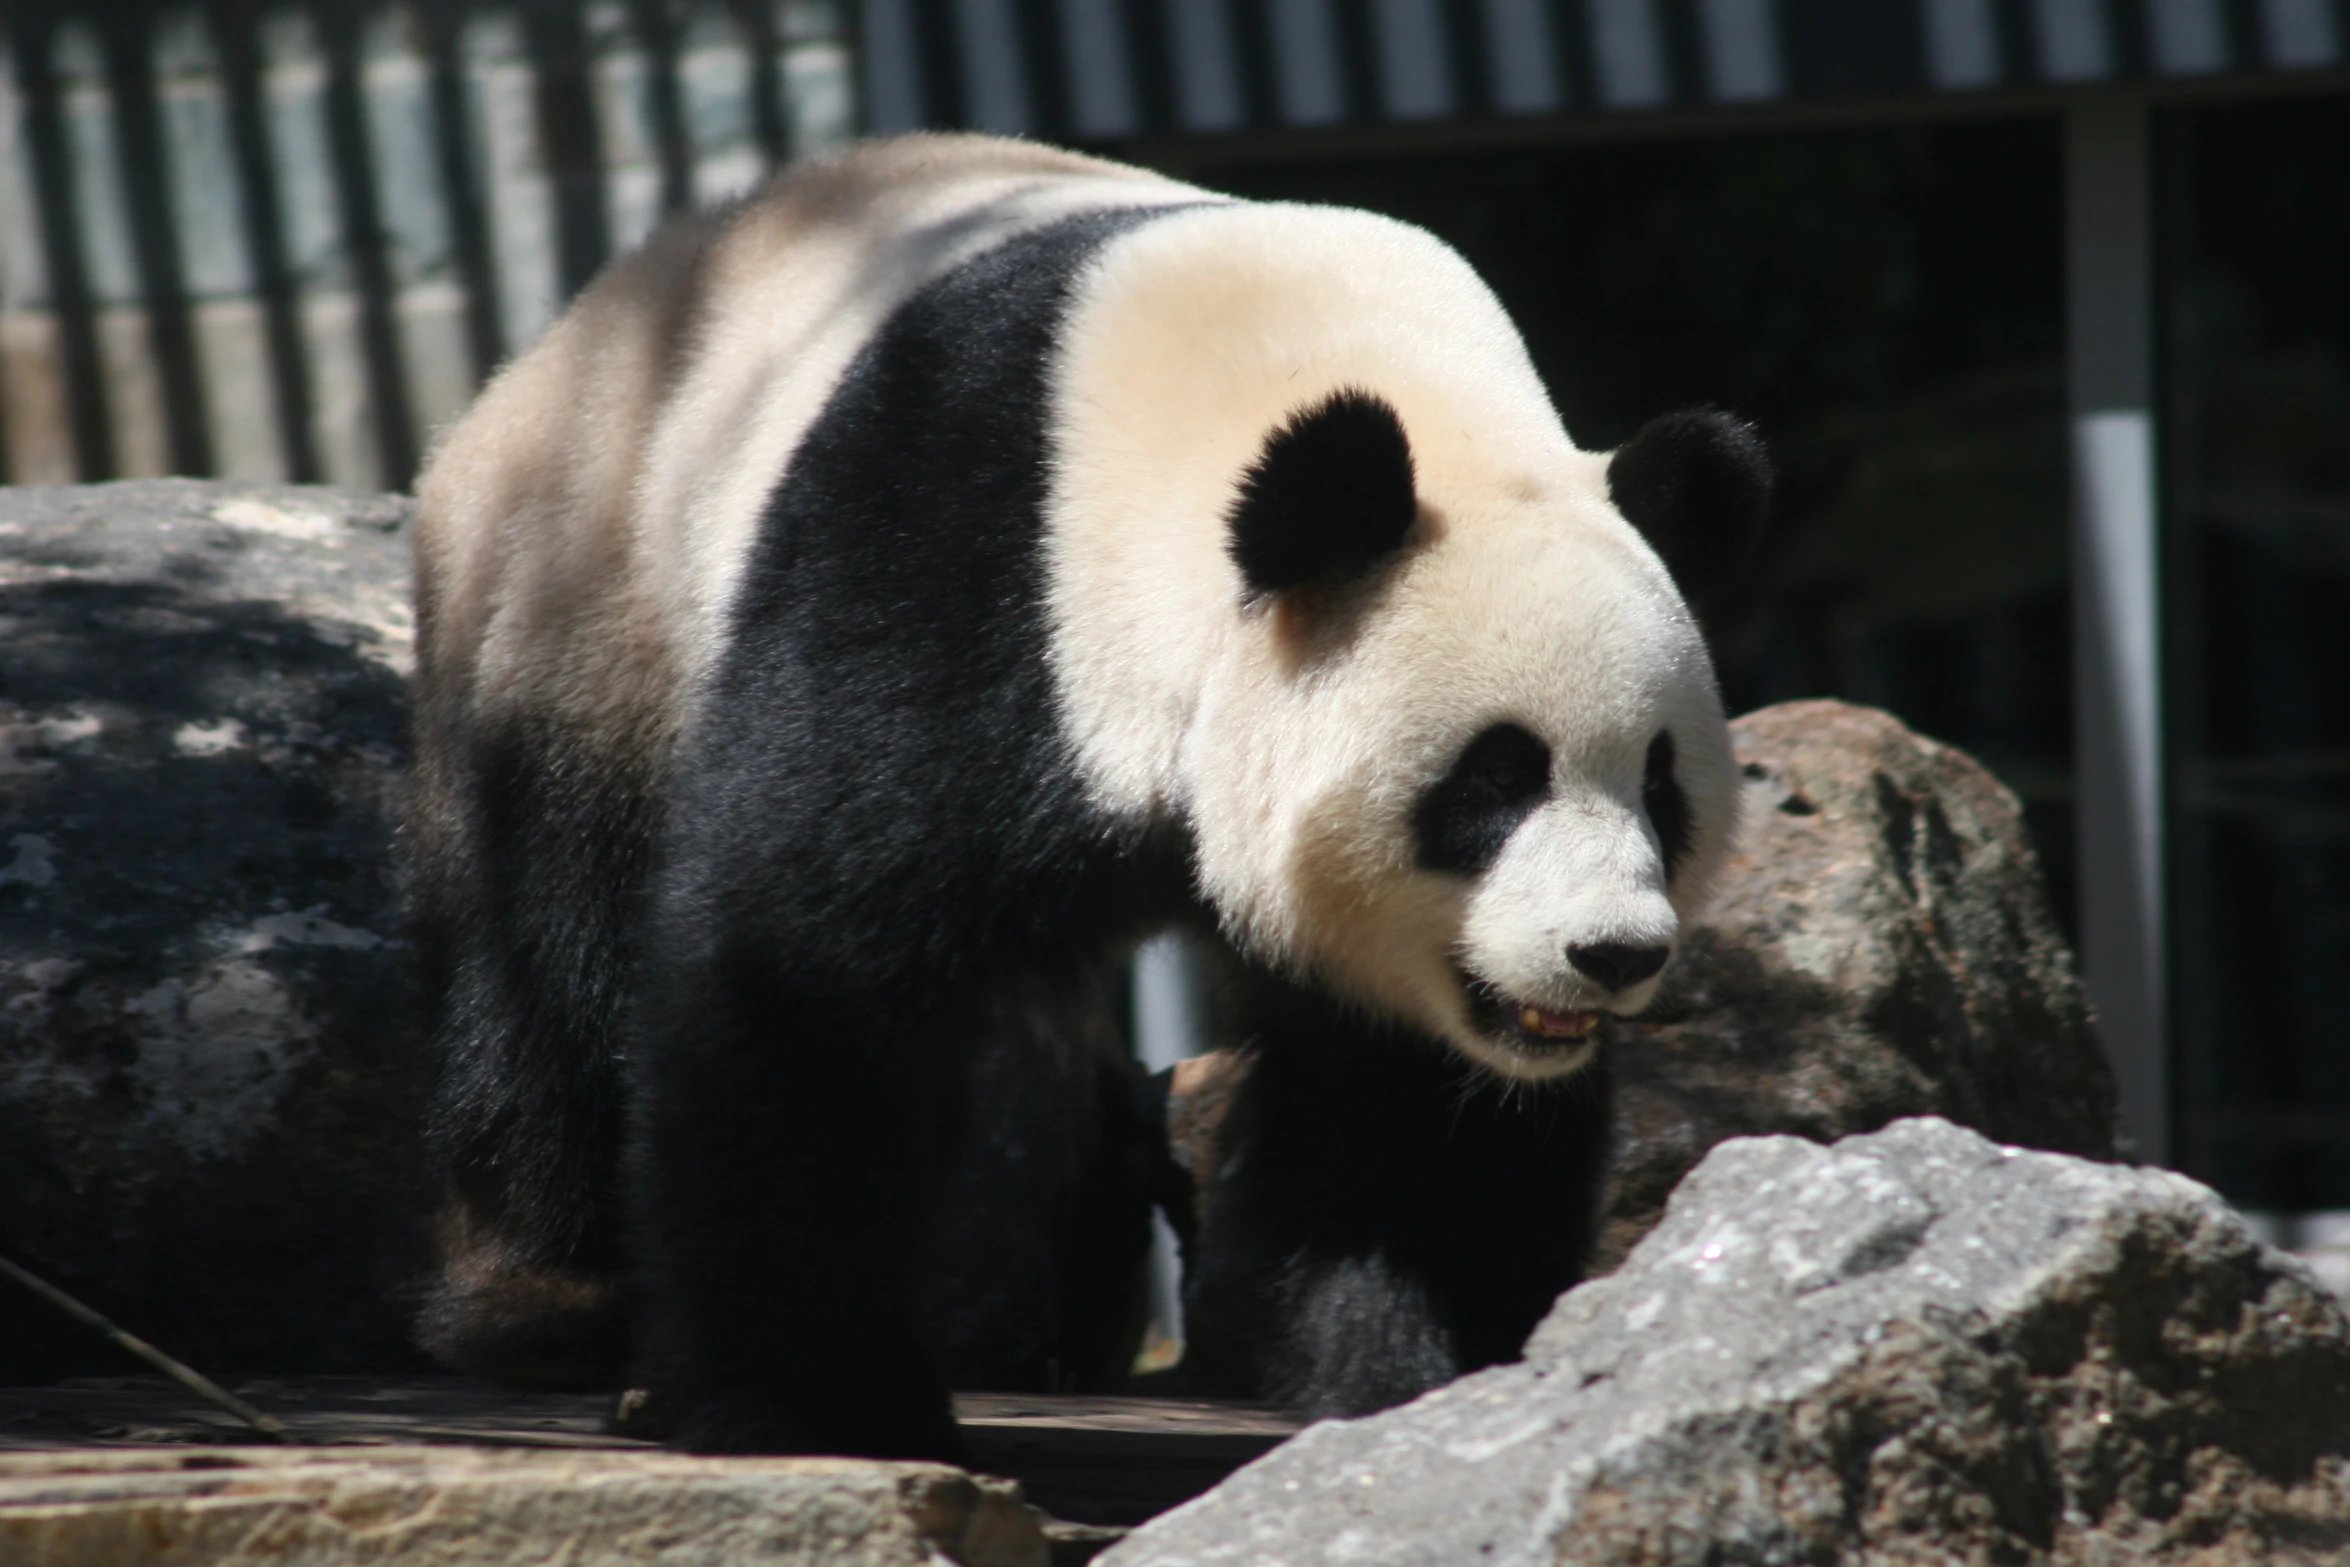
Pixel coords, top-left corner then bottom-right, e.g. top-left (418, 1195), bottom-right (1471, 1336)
top-left (1226, 388), bottom-right (1417, 602)
top-left (1606, 408), bottom-right (1772, 604)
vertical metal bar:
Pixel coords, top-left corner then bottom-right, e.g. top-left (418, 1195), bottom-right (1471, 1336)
top-left (521, 0), bottom-right (610, 303)
top-left (157, 7), bottom-right (287, 482)
top-left (416, 0), bottom-right (504, 379)
top-left (861, 0), bottom-right (930, 132)
top-left (12, 11), bottom-right (115, 479)
top-left (2066, 91), bottom-right (2168, 1164)
top-left (211, 0), bottom-right (323, 481)
top-left (315, 0), bottom-right (417, 488)
top-left (679, 3), bottom-right (764, 205)
top-left (1009, 0), bottom-right (1074, 143)
top-left (732, 0), bottom-right (789, 166)
top-left (362, 8), bottom-right (475, 460)
top-left (0, 30), bottom-right (79, 484)
top-left (466, 8), bottom-right (564, 355)
top-left (1132, 934), bottom-right (1209, 1349)
top-left (598, 6), bottom-right (666, 254)
top-left (260, 7), bottom-right (383, 489)
top-left (778, 3), bottom-right (856, 157)
top-left (100, 0), bottom-right (215, 477)
top-left (628, 0), bottom-right (698, 216)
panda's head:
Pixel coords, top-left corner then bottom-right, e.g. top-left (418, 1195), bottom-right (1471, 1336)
top-left (1186, 391), bottom-right (1768, 1081)
top-left (1043, 205), bottom-right (1769, 1082)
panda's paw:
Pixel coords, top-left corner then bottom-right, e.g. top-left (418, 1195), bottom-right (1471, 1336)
top-left (415, 1259), bottom-right (630, 1392)
top-left (607, 1384), bottom-right (674, 1441)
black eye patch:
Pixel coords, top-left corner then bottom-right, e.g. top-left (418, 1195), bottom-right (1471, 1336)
top-left (1413, 723), bottom-right (1551, 876)
top-left (1644, 730), bottom-right (1692, 881)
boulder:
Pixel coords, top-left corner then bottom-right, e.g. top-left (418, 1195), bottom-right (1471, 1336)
top-left (1596, 697), bottom-right (2116, 1270)
top-left (0, 1446), bottom-right (1048, 1567)
top-left (1110, 1118), bottom-right (2350, 1565)
top-left (0, 481), bottom-right (427, 1383)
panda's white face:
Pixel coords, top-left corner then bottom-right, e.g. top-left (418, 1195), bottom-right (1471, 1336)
top-left (1041, 199), bottom-right (1743, 1080)
top-left (1186, 485), bottom-right (1737, 1082)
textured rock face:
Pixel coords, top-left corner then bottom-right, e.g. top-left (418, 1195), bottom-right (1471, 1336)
top-left (1111, 1118), bottom-right (2350, 1566)
top-left (0, 1446), bottom-right (1048, 1567)
top-left (1597, 697), bottom-right (2116, 1270)
top-left (0, 481), bottom-right (427, 1381)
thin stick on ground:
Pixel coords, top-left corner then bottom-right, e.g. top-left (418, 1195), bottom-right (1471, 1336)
top-left (0, 1252), bottom-right (290, 1442)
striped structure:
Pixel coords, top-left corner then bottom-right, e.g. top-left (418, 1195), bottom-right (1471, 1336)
top-left (863, 0), bottom-right (2349, 139)
top-left (0, 3), bottom-right (853, 491)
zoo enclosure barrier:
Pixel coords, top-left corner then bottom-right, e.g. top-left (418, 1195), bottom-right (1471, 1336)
top-left (0, 0), bottom-right (856, 493)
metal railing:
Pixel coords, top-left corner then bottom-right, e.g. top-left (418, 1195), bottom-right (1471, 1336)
top-left (0, 1), bottom-right (855, 491)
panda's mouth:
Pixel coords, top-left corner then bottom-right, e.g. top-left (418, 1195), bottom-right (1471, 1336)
top-left (1459, 972), bottom-right (1601, 1058)
top-left (1516, 1005), bottom-right (1600, 1039)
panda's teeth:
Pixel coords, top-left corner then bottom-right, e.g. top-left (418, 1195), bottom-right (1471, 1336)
top-left (1519, 1006), bottom-right (1597, 1039)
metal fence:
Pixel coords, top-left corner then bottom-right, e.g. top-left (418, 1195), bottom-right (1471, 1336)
top-left (0, 2), bottom-right (856, 491)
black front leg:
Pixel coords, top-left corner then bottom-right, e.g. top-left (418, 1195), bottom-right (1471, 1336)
top-left (627, 952), bottom-right (969, 1462)
top-left (1187, 971), bottom-right (1612, 1417)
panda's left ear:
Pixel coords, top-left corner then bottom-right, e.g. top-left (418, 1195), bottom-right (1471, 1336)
top-left (1607, 408), bottom-right (1772, 604)
top-left (1226, 388), bottom-right (1417, 603)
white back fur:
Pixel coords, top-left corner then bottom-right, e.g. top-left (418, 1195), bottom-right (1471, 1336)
top-left (415, 135), bottom-right (1203, 768)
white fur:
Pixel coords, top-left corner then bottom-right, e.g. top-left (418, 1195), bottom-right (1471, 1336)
top-left (416, 135), bottom-right (1204, 776)
top-left (1044, 203), bottom-right (1739, 1080)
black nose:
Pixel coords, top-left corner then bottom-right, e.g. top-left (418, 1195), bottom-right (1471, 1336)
top-left (1568, 942), bottom-right (1670, 992)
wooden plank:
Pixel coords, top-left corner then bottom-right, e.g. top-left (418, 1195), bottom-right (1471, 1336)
top-left (0, 1378), bottom-right (1302, 1529)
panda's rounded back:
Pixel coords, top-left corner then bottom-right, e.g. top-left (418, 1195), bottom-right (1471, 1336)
top-left (410, 133), bottom-right (1208, 779)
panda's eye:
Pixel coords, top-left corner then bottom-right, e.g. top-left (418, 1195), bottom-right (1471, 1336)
top-left (1644, 730), bottom-right (1692, 879)
top-left (1413, 723), bottom-right (1550, 876)
top-left (1462, 725), bottom-right (1548, 801)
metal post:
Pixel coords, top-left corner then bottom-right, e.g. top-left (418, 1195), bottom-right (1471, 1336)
top-left (2066, 92), bottom-right (2167, 1164)
top-left (1133, 934), bottom-right (1209, 1347)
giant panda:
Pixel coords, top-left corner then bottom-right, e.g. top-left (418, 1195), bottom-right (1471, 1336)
top-left (406, 133), bottom-right (1767, 1460)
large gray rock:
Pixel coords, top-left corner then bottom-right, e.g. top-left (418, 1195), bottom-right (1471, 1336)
top-left (1596, 697), bottom-right (2116, 1270)
top-left (1111, 1118), bottom-right (2350, 1565)
top-left (0, 1446), bottom-right (1048, 1566)
top-left (0, 480), bottom-right (426, 1381)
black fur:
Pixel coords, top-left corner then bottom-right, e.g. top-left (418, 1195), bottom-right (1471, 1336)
top-left (1605, 408), bottom-right (1772, 604)
top-left (1226, 388), bottom-right (1418, 602)
top-left (410, 697), bottom-right (655, 1389)
top-left (624, 209), bottom-right (1195, 1459)
top-left (1412, 722), bottom-right (1551, 876)
top-left (1180, 964), bottom-right (1612, 1417)
top-left (1643, 729), bottom-right (1692, 880)
top-left (922, 970), bottom-right (1171, 1393)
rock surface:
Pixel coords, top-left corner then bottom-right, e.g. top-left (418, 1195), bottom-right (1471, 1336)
top-left (1110, 1118), bottom-right (2350, 1566)
top-left (0, 481), bottom-right (427, 1382)
top-left (0, 1445), bottom-right (1048, 1566)
top-left (1596, 698), bottom-right (2116, 1270)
